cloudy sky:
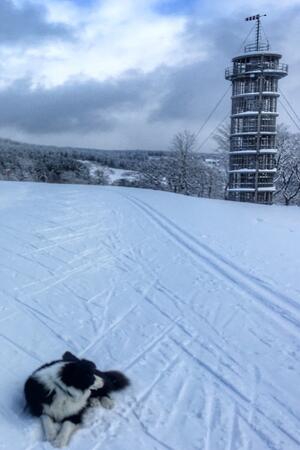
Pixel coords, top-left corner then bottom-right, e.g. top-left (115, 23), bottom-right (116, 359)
top-left (0, 0), bottom-right (299, 150)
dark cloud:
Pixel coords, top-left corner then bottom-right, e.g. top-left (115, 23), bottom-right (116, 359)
top-left (148, 17), bottom-right (244, 123)
top-left (149, 10), bottom-right (300, 129)
top-left (0, 73), bottom-right (153, 133)
top-left (0, 0), bottom-right (72, 44)
top-left (0, 3), bottom-right (298, 146)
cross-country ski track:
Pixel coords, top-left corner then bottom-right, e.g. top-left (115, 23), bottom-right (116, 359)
top-left (0, 181), bottom-right (299, 450)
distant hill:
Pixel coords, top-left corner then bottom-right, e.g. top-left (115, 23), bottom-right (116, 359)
top-left (0, 137), bottom-right (165, 158)
top-left (0, 136), bottom-right (219, 160)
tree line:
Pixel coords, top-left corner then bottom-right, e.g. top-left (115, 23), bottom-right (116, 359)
top-left (0, 136), bottom-right (226, 200)
top-left (0, 126), bottom-right (299, 205)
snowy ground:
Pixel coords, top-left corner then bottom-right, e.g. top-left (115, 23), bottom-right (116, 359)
top-left (79, 160), bottom-right (138, 184)
top-left (0, 181), bottom-right (300, 450)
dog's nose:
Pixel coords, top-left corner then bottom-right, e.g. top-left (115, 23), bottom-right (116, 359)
top-left (91, 375), bottom-right (104, 390)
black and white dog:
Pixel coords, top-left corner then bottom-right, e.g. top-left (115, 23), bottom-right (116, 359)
top-left (24, 352), bottom-right (130, 448)
top-left (62, 351), bottom-right (130, 411)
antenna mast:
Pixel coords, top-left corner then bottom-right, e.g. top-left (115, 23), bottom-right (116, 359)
top-left (245, 14), bottom-right (267, 51)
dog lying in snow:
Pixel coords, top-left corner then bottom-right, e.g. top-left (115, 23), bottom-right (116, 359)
top-left (24, 352), bottom-right (130, 448)
top-left (62, 351), bottom-right (130, 410)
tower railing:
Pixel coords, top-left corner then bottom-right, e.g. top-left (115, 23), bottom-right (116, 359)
top-left (244, 42), bottom-right (270, 53)
top-left (231, 126), bottom-right (276, 134)
top-left (232, 85), bottom-right (278, 95)
top-left (230, 140), bottom-right (277, 151)
top-left (232, 101), bottom-right (277, 114)
top-left (229, 182), bottom-right (275, 189)
top-left (230, 163), bottom-right (276, 170)
top-left (225, 62), bottom-right (288, 78)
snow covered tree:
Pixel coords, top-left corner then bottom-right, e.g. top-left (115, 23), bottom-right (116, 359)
top-left (213, 123), bottom-right (230, 154)
top-left (169, 130), bottom-right (197, 195)
top-left (275, 126), bottom-right (300, 205)
top-left (213, 123), bottom-right (230, 196)
top-left (93, 168), bottom-right (109, 185)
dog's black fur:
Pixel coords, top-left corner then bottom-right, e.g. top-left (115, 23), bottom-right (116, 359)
top-left (24, 357), bottom-right (98, 419)
top-left (24, 352), bottom-right (130, 447)
top-left (24, 374), bottom-right (55, 417)
top-left (60, 359), bottom-right (97, 391)
top-left (62, 351), bottom-right (130, 404)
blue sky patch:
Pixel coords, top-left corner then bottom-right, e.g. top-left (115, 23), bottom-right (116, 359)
top-left (69, 0), bottom-right (96, 7)
top-left (155, 0), bottom-right (198, 15)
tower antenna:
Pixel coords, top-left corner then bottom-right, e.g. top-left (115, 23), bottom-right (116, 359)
top-left (245, 14), bottom-right (267, 51)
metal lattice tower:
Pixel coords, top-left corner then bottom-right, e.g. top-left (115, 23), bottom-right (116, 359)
top-left (225, 14), bottom-right (288, 204)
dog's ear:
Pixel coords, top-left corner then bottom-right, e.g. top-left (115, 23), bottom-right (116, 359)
top-left (62, 351), bottom-right (79, 362)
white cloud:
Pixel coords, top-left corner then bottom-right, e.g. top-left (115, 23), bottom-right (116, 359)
top-left (2, 0), bottom-right (206, 87)
top-left (0, 0), bottom-right (298, 149)
top-left (203, 0), bottom-right (300, 16)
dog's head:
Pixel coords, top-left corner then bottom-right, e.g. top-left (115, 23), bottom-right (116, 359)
top-left (60, 355), bottom-right (104, 392)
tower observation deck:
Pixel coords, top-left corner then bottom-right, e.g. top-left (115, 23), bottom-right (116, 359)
top-left (225, 14), bottom-right (288, 204)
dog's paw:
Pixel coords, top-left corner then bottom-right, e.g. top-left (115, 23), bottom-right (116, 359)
top-left (89, 397), bottom-right (102, 408)
top-left (51, 437), bottom-right (65, 448)
top-left (45, 423), bottom-right (60, 442)
top-left (51, 430), bottom-right (70, 448)
top-left (100, 396), bottom-right (114, 409)
top-left (41, 415), bottom-right (60, 442)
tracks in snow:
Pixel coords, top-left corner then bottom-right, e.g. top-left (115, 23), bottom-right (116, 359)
top-left (2, 185), bottom-right (299, 450)
top-left (123, 193), bottom-right (300, 337)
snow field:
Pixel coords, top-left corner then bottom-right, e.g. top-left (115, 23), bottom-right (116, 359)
top-left (0, 181), bottom-right (299, 450)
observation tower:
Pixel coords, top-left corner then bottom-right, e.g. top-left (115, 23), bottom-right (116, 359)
top-left (225, 14), bottom-right (288, 204)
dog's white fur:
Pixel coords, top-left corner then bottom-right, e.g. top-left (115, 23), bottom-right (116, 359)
top-left (41, 414), bottom-right (60, 442)
top-left (35, 362), bottom-right (103, 447)
top-left (89, 396), bottom-right (115, 409)
top-left (43, 417), bottom-right (78, 449)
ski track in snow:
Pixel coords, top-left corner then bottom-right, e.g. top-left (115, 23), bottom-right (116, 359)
top-left (0, 182), bottom-right (299, 450)
top-left (123, 194), bottom-right (300, 335)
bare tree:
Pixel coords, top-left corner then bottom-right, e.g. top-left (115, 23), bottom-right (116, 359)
top-left (213, 123), bottom-right (230, 197)
top-left (169, 130), bottom-right (197, 195)
top-left (275, 126), bottom-right (300, 205)
top-left (213, 123), bottom-right (230, 154)
top-left (136, 155), bottom-right (171, 191)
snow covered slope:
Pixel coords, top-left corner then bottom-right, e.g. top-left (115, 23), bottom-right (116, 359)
top-left (0, 181), bottom-right (300, 450)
